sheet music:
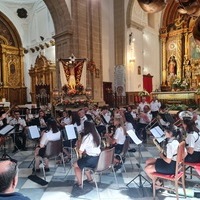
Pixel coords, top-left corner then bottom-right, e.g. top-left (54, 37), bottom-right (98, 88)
top-left (150, 126), bottom-right (165, 143)
top-left (0, 125), bottom-right (14, 135)
top-left (127, 130), bottom-right (142, 145)
top-left (65, 124), bottom-right (77, 140)
top-left (28, 125), bottom-right (40, 139)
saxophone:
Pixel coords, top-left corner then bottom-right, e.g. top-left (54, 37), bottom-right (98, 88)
top-left (153, 138), bottom-right (166, 156)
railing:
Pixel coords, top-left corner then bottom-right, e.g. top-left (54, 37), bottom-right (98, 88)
top-left (104, 92), bottom-right (127, 107)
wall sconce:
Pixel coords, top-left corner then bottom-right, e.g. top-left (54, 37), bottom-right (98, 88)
top-left (129, 32), bottom-right (135, 45)
top-left (129, 57), bottom-right (136, 62)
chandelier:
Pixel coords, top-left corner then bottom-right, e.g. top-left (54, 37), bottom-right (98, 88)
top-left (137, 0), bottom-right (200, 44)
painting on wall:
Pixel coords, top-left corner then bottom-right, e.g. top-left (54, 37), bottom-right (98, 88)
top-left (189, 35), bottom-right (200, 59)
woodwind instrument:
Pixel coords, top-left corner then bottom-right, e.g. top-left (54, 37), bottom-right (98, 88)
top-left (153, 138), bottom-right (166, 156)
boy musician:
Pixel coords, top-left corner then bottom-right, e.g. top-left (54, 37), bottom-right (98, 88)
top-left (9, 111), bottom-right (27, 153)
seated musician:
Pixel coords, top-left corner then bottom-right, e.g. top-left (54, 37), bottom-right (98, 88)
top-left (77, 109), bottom-right (88, 135)
top-left (58, 110), bottom-right (72, 128)
top-left (182, 118), bottom-right (200, 163)
top-left (136, 105), bottom-right (152, 143)
top-left (105, 115), bottom-right (126, 171)
top-left (124, 112), bottom-right (136, 153)
top-left (100, 106), bottom-right (111, 125)
top-left (32, 110), bottom-right (48, 132)
top-left (157, 104), bottom-right (170, 128)
top-left (24, 108), bottom-right (34, 126)
top-left (73, 121), bottom-right (101, 187)
top-left (34, 119), bottom-right (61, 172)
top-left (9, 110), bottom-right (27, 152)
top-left (145, 125), bottom-right (181, 187)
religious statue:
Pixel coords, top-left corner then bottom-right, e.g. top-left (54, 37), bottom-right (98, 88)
top-left (59, 55), bottom-right (86, 89)
top-left (167, 55), bottom-right (177, 87)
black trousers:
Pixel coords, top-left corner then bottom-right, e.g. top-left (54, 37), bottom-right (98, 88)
top-left (11, 131), bottom-right (27, 150)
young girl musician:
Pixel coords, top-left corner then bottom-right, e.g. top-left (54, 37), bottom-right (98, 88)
top-left (145, 125), bottom-right (180, 186)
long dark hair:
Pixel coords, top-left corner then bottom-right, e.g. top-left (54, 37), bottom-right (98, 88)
top-left (83, 121), bottom-right (100, 147)
top-left (183, 118), bottom-right (199, 133)
top-left (47, 119), bottom-right (59, 133)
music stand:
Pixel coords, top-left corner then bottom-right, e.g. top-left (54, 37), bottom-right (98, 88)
top-left (27, 126), bottom-right (40, 168)
top-left (126, 130), bottom-right (151, 192)
top-left (0, 125), bottom-right (15, 159)
top-left (63, 124), bottom-right (77, 175)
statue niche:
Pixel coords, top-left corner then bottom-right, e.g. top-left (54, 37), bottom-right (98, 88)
top-left (167, 55), bottom-right (177, 87)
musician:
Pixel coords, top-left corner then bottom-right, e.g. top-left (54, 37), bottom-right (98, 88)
top-left (32, 110), bottom-right (48, 131)
top-left (24, 108), bottom-right (34, 126)
top-left (77, 109), bottom-right (88, 134)
top-left (136, 105), bottom-right (152, 143)
top-left (145, 125), bottom-right (181, 186)
top-left (182, 118), bottom-right (200, 163)
top-left (150, 96), bottom-right (161, 118)
top-left (73, 121), bottom-right (101, 187)
top-left (9, 111), bottom-right (27, 152)
top-left (34, 119), bottom-right (61, 172)
top-left (91, 104), bottom-right (100, 117)
top-left (106, 115), bottom-right (126, 153)
top-left (138, 96), bottom-right (149, 113)
top-left (59, 110), bottom-right (72, 127)
top-left (100, 106), bottom-right (111, 125)
top-left (124, 112), bottom-right (136, 153)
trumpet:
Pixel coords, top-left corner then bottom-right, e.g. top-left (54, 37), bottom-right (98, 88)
top-left (153, 138), bottom-right (166, 156)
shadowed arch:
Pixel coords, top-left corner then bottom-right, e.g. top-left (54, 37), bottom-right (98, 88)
top-left (126, 0), bottom-right (135, 28)
top-left (0, 11), bottom-right (22, 47)
top-left (43, 0), bottom-right (72, 34)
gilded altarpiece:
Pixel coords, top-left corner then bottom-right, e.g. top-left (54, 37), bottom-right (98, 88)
top-left (160, 16), bottom-right (200, 91)
top-left (0, 44), bottom-right (26, 105)
top-left (29, 55), bottom-right (56, 104)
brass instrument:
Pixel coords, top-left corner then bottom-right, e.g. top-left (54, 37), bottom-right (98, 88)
top-left (145, 117), bottom-right (158, 131)
top-left (178, 110), bottom-right (193, 121)
top-left (153, 138), bottom-right (166, 156)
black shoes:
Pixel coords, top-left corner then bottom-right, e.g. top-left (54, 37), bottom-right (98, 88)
top-left (128, 148), bottom-right (136, 153)
top-left (114, 163), bottom-right (122, 172)
top-left (45, 168), bottom-right (50, 172)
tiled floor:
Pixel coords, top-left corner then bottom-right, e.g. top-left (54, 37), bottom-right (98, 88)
top-left (1, 139), bottom-right (200, 200)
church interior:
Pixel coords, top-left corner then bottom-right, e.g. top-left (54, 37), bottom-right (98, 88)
top-left (0, 0), bottom-right (200, 200)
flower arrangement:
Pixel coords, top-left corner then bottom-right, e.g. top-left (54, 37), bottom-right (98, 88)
top-left (62, 83), bottom-right (85, 96)
top-left (172, 78), bottom-right (189, 90)
top-left (62, 98), bottom-right (89, 108)
top-left (172, 78), bottom-right (181, 88)
top-left (138, 90), bottom-right (150, 97)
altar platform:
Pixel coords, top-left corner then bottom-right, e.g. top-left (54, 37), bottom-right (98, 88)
top-left (151, 91), bottom-right (198, 105)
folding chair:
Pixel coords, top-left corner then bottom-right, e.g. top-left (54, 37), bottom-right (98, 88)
top-left (115, 136), bottom-right (133, 172)
top-left (151, 141), bottom-right (186, 200)
top-left (40, 139), bottom-right (66, 180)
top-left (81, 147), bottom-right (118, 200)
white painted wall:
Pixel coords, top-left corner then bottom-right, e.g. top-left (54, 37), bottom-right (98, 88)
top-left (125, 0), bottom-right (161, 92)
top-left (0, 1), bottom-right (55, 102)
top-left (101, 0), bottom-right (115, 84)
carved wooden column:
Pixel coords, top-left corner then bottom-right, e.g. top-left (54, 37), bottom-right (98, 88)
top-left (176, 34), bottom-right (183, 79)
top-left (161, 38), bottom-right (167, 85)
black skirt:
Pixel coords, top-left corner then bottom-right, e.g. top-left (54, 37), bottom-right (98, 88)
top-left (185, 151), bottom-right (200, 163)
top-left (155, 158), bottom-right (176, 175)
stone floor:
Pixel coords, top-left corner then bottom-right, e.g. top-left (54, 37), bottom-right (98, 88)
top-left (0, 138), bottom-right (200, 200)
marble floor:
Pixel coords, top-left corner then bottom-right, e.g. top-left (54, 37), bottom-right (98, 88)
top-left (0, 138), bottom-right (200, 200)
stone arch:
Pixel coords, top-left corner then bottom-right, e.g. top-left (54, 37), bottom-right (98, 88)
top-left (43, 0), bottom-right (72, 35)
top-left (126, 0), bottom-right (135, 28)
top-left (0, 12), bottom-right (22, 47)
